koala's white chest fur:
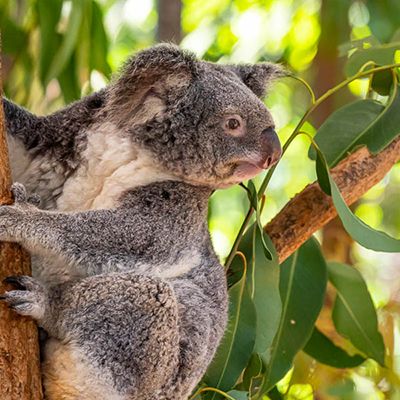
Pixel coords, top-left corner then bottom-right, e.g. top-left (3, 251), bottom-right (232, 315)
top-left (57, 122), bottom-right (173, 211)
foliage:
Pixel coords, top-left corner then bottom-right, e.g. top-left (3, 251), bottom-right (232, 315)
top-left (2, 0), bottom-right (400, 399)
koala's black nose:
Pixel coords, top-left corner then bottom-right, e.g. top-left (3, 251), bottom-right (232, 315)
top-left (260, 127), bottom-right (282, 169)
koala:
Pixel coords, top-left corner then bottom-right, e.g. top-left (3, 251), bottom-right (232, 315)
top-left (1, 44), bottom-right (282, 399)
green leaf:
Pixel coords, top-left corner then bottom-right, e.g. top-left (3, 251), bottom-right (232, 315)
top-left (89, 0), bottom-right (112, 77)
top-left (328, 262), bottom-right (385, 366)
top-left (205, 262), bottom-right (256, 397)
top-left (303, 327), bottom-right (365, 368)
top-left (45, 0), bottom-right (84, 84)
top-left (258, 237), bottom-right (327, 394)
top-left (357, 84), bottom-right (400, 154)
top-left (345, 43), bottom-right (400, 76)
top-left (0, 16), bottom-right (28, 55)
top-left (58, 52), bottom-right (81, 102)
top-left (371, 70), bottom-right (393, 96)
top-left (309, 99), bottom-right (384, 167)
top-left (315, 148), bottom-right (331, 195)
top-left (37, 0), bottom-right (63, 84)
top-left (229, 224), bottom-right (281, 378)
top-left (329, 173), bottom-right (400, 252)
top-left (226, 390), bottom-right (248, 400)
top-left (240, 353), bottom-right (263, 396)
top-left (245, 181), bottom-right (273, 260)
top-left (249, 228), bottom-right (281, 359)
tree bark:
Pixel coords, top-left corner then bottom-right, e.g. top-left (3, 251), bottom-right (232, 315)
top-left (0, 52), bottom-right (43, 399)
top-left (157, 0), bottom-right (182, 43)
top-left (266, 136), bottom-right (400, 264)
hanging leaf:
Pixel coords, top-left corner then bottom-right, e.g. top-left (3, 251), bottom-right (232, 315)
top-left (345, 43), bottom-right (400, 76)
top-left (245, 181), bottom-right (273, 260)
top-left (328, 262), bottom-right (385, 366)
top-left (303, 327), bottom-right (365, 368)
top-left (371, 70), bottom-right (393, 95)
top-left (240, 353), bottom-right (263, 396)
top-left (329, 173), bottom-right (400, 252)
top-left (310, 135), bottom-right (400, 252)
top-left (309, 99), bottom-right (384, 167)
top-left (227, 223), bottom-right (281, 382)
top-left (226, 390), bottom-right (248, 400)
top-left (58, 52), bottom-right (81, 102)
top-left (356, 84), bottom-right (400, 154)
top-left (258, 237), bottom-right (327, 394)
top-left (89, 0), bottom-right (112, 77)
top-left (37, 0), bottom-right (63, 84)
top-left (249, 227), bottom-right (281, 359)
top-left (45, 0), bottom-right (84, 84)
top-left (204, 261), bottom-right (256, 398)
top-left (0, 16), bottom-right (28, 55)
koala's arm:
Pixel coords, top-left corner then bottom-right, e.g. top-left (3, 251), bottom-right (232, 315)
top-left (0, 184), bottom-right (145, 277)
top-left (0, 273), bottom-right (181, 399)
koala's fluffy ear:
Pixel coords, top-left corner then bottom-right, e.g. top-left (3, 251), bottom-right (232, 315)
top-left (230, 63), bottom-right (285, 98)
top-left (107, 44), bottom-right (197, 122)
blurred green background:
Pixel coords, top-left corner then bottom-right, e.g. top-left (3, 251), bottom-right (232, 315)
top-left (1, 0), bottom-right (400, 398)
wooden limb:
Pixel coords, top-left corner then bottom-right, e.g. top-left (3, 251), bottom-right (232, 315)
top-left (0, 49), bottom-right (43, 399)
top-left (266, 136), bottom-right (400, 264)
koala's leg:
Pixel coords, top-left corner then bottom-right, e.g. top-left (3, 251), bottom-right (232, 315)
top-left (2, 272), bottom-right (181, 400)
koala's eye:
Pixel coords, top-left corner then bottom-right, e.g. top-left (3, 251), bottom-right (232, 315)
top-left (223, 114), bottom-right (245, 137)
top-left (226, 118), bottom-right (240, 130)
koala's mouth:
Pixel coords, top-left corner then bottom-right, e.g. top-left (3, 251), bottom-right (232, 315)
top-left (234, 161), bottom-right (264, 181)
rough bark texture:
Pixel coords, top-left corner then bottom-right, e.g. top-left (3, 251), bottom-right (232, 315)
top-left (157, 0), bottom-right (182, 43)
top-left (0, 65), bottom-right (43, 398)
top-left (266, 136), bottom-right (400, 264)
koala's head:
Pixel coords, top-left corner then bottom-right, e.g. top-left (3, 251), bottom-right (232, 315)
top-left (107, 44), bottom-right (283, 188)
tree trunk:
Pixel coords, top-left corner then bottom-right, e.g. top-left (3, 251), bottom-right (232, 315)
top-left (157, 0), bottom-right (182, 43)
top-left (0, 51), bottom-right (43, 399)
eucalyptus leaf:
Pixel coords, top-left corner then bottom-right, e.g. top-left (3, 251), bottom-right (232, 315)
top-left (38, 0), bottom-right (63, 84)
top-left (303, 327), bottom-right (365, 368)
top-left (328, 262), bottom-right (385, 366)
top-left (45, 0), bottom-right (84, 84)
top-left (329, 173), bottom-right (400, 252)
top-left (245, 181), bottom-right (273, 260)
top-left (226, 390), bottom-right (248, 400)
top-left (89, 0), bottom-right (111, 76)
top-left (0, 16), bottom-right (27, 55)
top-left (241, 353), bottom-right (263, 392)
top-left (357, 84), bottom-right (400, 154)
top-left (309, 99), bottom-right (384, 167)
top-left (258, 237), bottom-right (327, 394)
top-left (371, 69), bottom-right (393, 95)
top-left (345, 43), bottom-right (400, 76)
top-left (248, 227), bottom-right (281, 359)
top-left (58, 52), bottom-right (81, 102)
top-left (204, 262), bottom-right (256, 398)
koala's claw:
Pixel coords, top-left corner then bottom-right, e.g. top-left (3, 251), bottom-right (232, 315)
top-left (11, 182), bottom-right (28, 203)
top-left (3, 275), bottom-right (28, 290)
top-left (10, 183), bottom-right (40, 206)
top-left (1, 276), bottom-right (47, 321)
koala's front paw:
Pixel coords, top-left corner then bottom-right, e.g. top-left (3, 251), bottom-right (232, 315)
top-left (0, 276), bottom-right (47, 322)
top-left (11, 182), bottom-right (41, 207)
top-left (0, 183), bottom-right (40, 240)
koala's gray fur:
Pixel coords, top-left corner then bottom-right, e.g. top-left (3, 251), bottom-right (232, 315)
top-left (1, 44), bottom-right (282, 399)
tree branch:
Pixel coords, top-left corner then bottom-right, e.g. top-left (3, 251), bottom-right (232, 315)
top-left (0, 41), bottom-right (43, 399)
top-left (266, 137), bottom-right (400, 264)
